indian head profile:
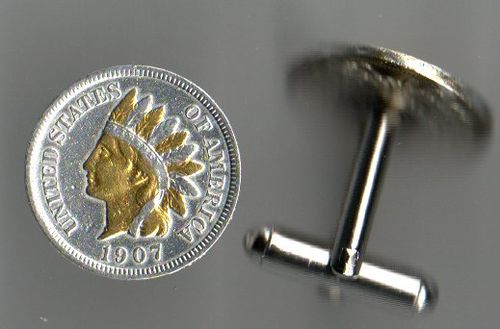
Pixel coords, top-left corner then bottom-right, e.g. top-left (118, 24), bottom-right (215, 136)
top-left (27, 65), bottom-right (240, 278)
top-left (84, 88), bottom-right (203, 240)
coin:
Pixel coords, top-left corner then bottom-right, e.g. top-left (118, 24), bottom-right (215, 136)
top-left (26, 65), bottom-right (240, 279)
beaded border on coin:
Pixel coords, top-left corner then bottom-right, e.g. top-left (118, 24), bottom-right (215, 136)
top-left (26, 65), bottom-right (240, 279)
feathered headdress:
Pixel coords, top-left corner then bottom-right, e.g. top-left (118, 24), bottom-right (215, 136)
top-left (105, 88), bottom-right (203, 237)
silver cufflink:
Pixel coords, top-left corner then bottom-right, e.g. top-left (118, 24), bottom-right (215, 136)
top-left (245, 45), bottom-right (490, 312)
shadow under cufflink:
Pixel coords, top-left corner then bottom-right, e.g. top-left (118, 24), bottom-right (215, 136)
top-left (244, 44), bottom-right (492, 313)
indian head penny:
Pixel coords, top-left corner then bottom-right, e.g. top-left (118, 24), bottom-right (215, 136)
top-left (26, 65), bottom-right (240, 279)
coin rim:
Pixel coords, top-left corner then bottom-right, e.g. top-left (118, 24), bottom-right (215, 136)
top-left (26, 65), bottom-right (241, 279)
top-left (336, 45), bottom-right (490, 123)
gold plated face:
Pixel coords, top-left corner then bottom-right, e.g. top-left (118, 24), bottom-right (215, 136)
top-left (84, 134), bottom-right (159, 240)
top-left (83, 88), bottom-right (203, 241)
top-left (27, 65), bottom-right (240, 278)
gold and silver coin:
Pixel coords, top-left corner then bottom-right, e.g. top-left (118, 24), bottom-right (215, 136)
top-left (26, 65), bottom-right (240, 279)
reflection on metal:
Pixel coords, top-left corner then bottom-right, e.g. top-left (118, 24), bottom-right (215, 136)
top-left (245, 45), bottom-right (491, 312)
top-left (332, 109), bottom-right (391, 277)
top-left (84, 88), bottom-right (203, 240)
top-left (330, 46), bottom-right (490, 278)
top-left (245, 227), bottom-right (435, 312)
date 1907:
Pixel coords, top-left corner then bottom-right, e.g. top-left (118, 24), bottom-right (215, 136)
top-left (100, 244), bottom-right (162, 265)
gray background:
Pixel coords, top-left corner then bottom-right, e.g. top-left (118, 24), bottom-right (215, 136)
top-left (0, 0), bottom-right (499, 328)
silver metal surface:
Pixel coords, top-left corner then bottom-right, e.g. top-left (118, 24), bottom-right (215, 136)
top-left (26, 65), bottom-right (240, 279)
top-left (330, 46), bottom-right (490, 277)
top-left (2, 1), bottom-right (499, 328)
top-left (332, 109), bottom-right (392, 276)
top-left (245, 45), bottom-right (490, 311)
top-left (245, 227), bottom-right (434, 312)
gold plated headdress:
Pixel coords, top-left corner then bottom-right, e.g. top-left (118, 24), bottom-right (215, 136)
top-left (85, 88), bottom-right (203, 240)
